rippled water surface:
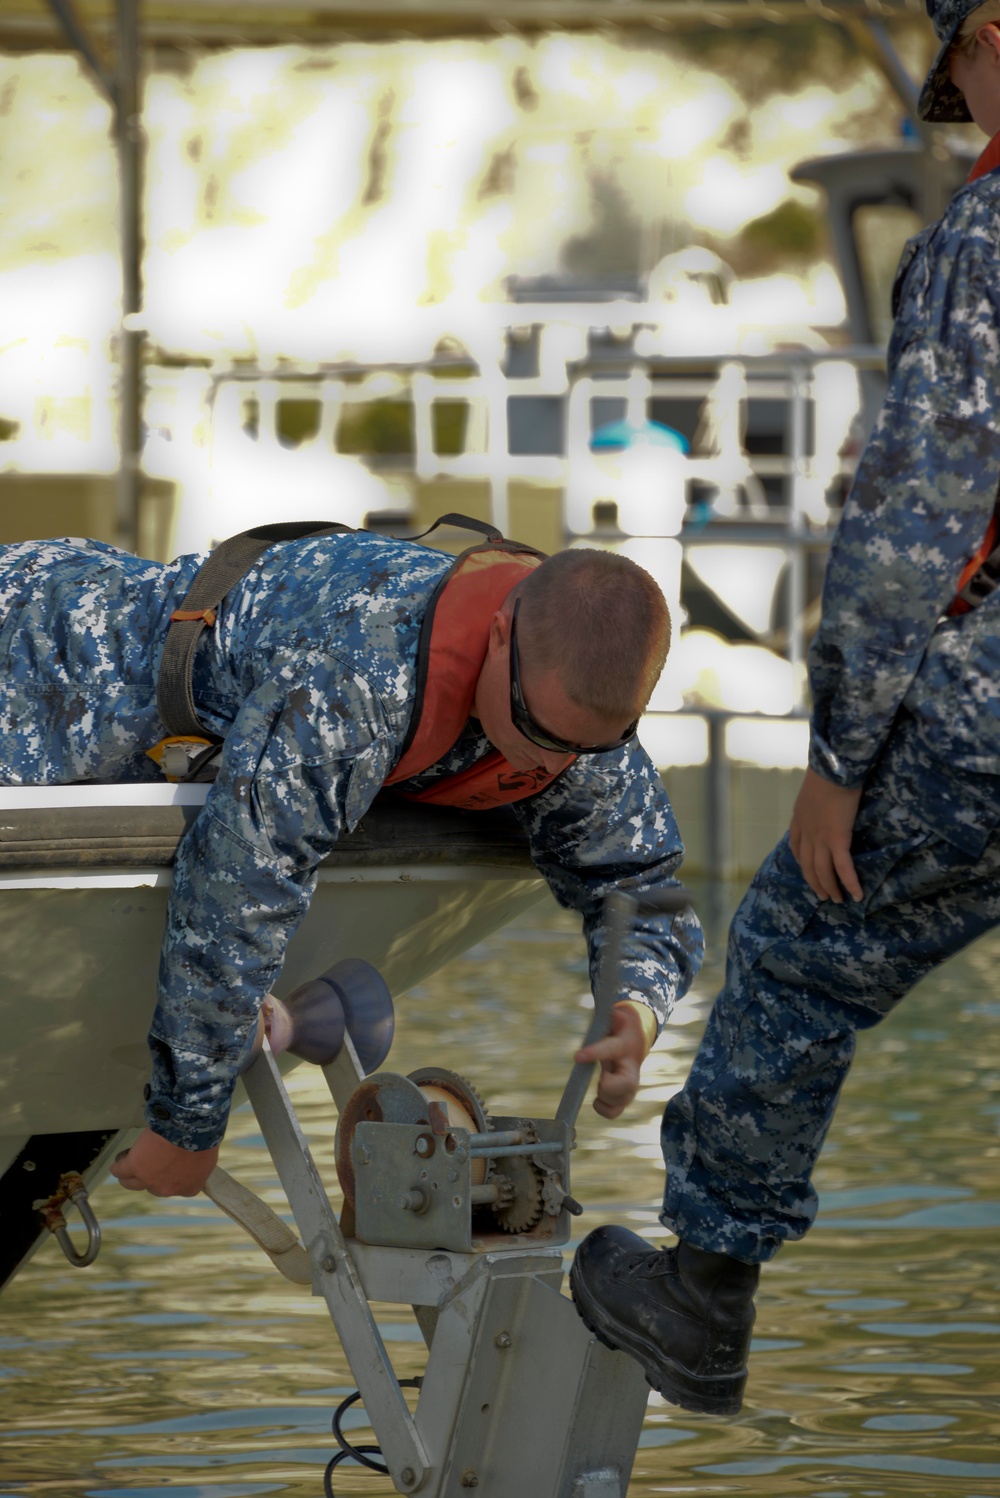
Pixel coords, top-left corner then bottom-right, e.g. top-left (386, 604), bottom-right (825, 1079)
top-left (3, 882), bottom-right (999, 1497)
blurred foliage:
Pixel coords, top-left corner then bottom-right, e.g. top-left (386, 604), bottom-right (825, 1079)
top-left (735, 199), bottom-right (828, 272)
top-left (666, 16), bottom-right (937, 111)
top-left (336, 399), bottom-right (414, 455)
top-left (668, 19), bottom-right (868, 102)
top-left (561, 175), bottom-right (643, 279)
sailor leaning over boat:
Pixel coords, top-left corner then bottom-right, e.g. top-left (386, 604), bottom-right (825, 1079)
top-left (571, 0), bottom-right (1000, 1421)
top-left (0, 524), bottom-right (702, 1197)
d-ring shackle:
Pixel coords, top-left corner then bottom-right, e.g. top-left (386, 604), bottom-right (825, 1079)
top-left (34, 1171), bottom-right (102, 1268)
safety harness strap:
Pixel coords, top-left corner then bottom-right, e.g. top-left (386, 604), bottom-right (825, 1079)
top-left (155, 513), bottom-right (508, 755)
top-left (407, 511), bottom-right (503, 546)
top-left (157, 520), bottom-right (349, 740)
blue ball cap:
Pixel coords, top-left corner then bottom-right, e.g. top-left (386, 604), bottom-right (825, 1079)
top-left (918, 0), bottom-right (987, 122)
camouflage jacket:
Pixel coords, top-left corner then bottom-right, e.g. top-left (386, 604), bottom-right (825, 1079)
top-left (0, 531), bottom-right (702, 1150)
top-left (809, 166), bottom-right (1000, 786)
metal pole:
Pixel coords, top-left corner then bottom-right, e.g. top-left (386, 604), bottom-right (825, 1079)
top-left (485, 355), bottom-right (510, 537)
top-left (787, 361), bottom-right (807, 703)
top-left (47, 0), bottom-right (117, 103)
top-left (706, 710), bottom-right (730, 883)
top-left (115, 0), bottom-right (141, 553)
top-left (243, 1047), bottom-right (428, 1491)
top-left (555, 890), bottom-right (632, 1130)
top-left (844, 17), bottom-right (923, 130)
top-left (845, 17), bottom-right (950, 223)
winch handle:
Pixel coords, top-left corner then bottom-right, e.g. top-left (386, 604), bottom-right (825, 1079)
top-left (554, 885), bottom-right (695, 1132)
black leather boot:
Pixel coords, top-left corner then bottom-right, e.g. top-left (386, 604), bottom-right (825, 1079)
top-left (570, 1224), bottom-right (759, 1415)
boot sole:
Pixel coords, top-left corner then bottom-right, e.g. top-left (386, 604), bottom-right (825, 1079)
top-left (569, 1261), bottom-right (747, 1417)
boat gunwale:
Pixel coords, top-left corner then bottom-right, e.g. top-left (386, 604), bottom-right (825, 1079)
top-left (0, 790), bottom-right (536, 871)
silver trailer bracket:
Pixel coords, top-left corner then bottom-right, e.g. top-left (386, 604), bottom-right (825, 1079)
top-left (241, 1046), bottom-right (429, 1492)
top-left (239, 1043), bottom-right (650, 1496)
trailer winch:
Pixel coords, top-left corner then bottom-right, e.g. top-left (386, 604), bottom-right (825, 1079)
top-left (203, 887), bottom-right (689, 1497)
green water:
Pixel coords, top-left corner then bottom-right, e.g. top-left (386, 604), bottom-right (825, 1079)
top-left (2, 884), bottom-right (999, 1497)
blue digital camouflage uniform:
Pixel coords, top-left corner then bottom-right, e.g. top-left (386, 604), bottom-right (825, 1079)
top-left (0, 530), bottom-right (703, 1151)
top-left (661, 161), bottom-right (1000, 1263)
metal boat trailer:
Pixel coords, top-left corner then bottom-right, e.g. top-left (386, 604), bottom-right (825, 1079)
top-left (2, 784), bottom-right (681, 1494)
top-left (206, 891), bottom-right (668, 1496)
top-left (239, 1036), bottom-right (646, 1496)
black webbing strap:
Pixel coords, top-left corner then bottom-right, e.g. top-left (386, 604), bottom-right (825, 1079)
top-left (407, 512), bottom-right (503, 545)
top-left (157, 521), bottom-right (349, 740)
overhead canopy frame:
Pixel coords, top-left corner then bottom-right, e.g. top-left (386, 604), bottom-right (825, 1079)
top-left (0, 0), bottom-right (937, 554)
top-left (2, 0), bottom-right (929, 49)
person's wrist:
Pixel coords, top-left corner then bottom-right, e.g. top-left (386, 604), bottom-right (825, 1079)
top-left (617, 999), bottom-right (657, 1058)
top-left (143, 1092), bottom-right (227, 1153)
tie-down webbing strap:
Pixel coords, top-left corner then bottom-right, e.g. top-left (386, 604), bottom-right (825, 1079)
top-left (157, 520), bottom-right (348, 740)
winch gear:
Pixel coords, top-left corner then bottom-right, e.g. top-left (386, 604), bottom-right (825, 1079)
top-left (491, 1155), bottom-right (546, 1233)
top-left (490, 1120), bottom-right (546, 1234)
top-left (487, 1172), bottom-right (516, 1210)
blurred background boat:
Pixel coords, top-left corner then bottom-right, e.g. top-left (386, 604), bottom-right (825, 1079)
top-left (0, 7), bottom-right (981, 885)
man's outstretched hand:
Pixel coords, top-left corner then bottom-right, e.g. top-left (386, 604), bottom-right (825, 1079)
top-left (111, 1127), bottom-right (219, 1198)
top-left (575, 1000), bottom-right (647, 1119)
top-left (789, 766), bottom-right (864, 904)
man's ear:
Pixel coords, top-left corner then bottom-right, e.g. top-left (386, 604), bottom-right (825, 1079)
top-left (982, 22), bottom-right (1000, 62)
top-left (489, 609), bottom-right (509, 652)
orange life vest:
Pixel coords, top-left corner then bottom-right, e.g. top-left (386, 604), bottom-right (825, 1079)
top-left (384, 538), bottom-right (575, 810)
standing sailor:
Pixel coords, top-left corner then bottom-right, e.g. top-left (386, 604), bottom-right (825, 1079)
top-left (572, 0), bottom-right (1000, 1416)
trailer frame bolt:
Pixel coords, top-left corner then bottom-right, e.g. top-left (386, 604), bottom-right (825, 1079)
top-left (494, 1331), bottom-right (511, 1350)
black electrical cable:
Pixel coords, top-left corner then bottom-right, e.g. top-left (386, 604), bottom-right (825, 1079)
top-left (322, 1378), bottom-right (423, 1497)
top-left (331, 1390), bottom-right (390, 1476)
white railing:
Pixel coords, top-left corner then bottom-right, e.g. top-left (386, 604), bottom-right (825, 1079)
top-left (201, 338), bottom-right (886, 876)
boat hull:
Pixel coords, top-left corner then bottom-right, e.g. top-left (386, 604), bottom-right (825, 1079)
top-left (0, 785), bottom-right (545, 1287)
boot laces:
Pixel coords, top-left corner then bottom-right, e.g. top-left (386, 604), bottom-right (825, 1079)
top-left (623, 1246), bottom-right (676, 1279)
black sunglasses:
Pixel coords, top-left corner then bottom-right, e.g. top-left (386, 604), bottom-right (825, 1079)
top-left (508, 598), bottom-right (639, 756)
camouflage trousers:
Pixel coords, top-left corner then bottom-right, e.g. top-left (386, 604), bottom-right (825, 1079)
top-left (661, 714), bottom-right (1000, 1263)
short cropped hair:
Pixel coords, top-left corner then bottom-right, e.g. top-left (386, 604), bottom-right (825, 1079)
top-left (515, 548), bottom-right (671, 720)
top-left (957, 1), bottom-right (1000, 52)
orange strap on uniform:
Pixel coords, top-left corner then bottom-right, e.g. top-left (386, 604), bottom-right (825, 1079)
top-left (948, 512), bottom-right (1000, 617)
top-left (169, 607), bottom-right (218, 625)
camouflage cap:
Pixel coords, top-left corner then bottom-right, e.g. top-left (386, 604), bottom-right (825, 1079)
top-left (918, 0), bottom-right (985, 122)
